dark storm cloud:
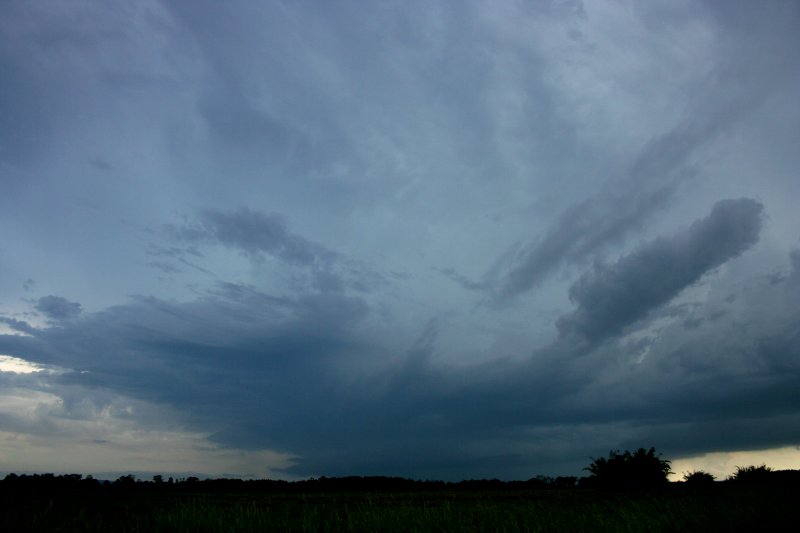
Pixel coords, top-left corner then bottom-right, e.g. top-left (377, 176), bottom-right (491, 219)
top-left (489, 116), bottom-right (704, 304)
top-left (488, 6), bottom-right (787, 306)
top-left (1, 285), bottom-right (374, 458)
top-left (0, 317), bottom-right (35, 335)
top-left (3, 0), bottom-right (800, 481)
top-left (557, 198), bottom-right (764, 342)
top-left (495, 110), bottom-right (742, 303)
top-left (0, 203), bottom-right (787, 479)
top-left (493, 183), bottom-right (675, 303)
top-left (173, 207), bottom-right (335, 267)
top-left (2, 239), bottom-right (799, 479)
top-left (577, 244), bottom-right (800, 455)
top-left (164, 207), bottom-right (388, 295)
top-left (34, 295), bottom-right (83, 321)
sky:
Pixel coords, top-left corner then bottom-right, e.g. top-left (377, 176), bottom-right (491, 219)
top-left (1, 0), bottom-right (799, 482)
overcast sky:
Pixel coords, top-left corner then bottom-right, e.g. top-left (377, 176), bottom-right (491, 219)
top-left (1, 0), bottom-right (799, 481)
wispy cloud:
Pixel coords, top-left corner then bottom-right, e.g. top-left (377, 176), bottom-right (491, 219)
top-left (173, 208), bottom-right (336, 267)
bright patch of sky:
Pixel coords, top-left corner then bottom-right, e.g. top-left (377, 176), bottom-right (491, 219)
top-left (670, 447), bottom-right (800, 482)
top-left (0, 355), bottom-right (47, 374)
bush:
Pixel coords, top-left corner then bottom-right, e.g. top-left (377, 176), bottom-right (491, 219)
top-left (683, 470), bottom-right (715, 486)
top-left (584, 447), bottom-right (672, 489)
top-left (728, 465), bottom-right (773, 485)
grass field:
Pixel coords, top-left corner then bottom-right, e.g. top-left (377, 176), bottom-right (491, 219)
top-left (2, 485), bottom-right (797, 532)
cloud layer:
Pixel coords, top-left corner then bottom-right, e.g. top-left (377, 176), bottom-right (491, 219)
top-left (1, 0), bottom-right (799, 479)
top-left (558, 198), bottom-right (764, 342)
top-left (3, 199), bottom-right (798, 479)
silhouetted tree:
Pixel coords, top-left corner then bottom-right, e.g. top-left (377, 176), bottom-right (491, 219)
top-left (728, 465), bottom-right (773, 485)
top-left (584, 447), bottom-right (672, 489)
top-left (683, 470), bottom-right (715, 486)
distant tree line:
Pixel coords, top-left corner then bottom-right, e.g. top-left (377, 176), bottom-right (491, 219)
top-left (3, 449), bottom-right (798, 494)
top-left (0, 473), bottom-right (581, 495)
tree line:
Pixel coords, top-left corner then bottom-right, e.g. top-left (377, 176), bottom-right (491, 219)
top-left (2, 448), bottom-right (798, 494)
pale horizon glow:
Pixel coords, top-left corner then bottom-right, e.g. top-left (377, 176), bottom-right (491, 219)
top-left (0, 427), bottom-right (297, 480)
top-left (670, 447), bottom-right (800, 482)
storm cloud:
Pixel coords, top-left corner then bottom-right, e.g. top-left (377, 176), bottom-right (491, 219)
top-left (174, 208), bottom-right (336, 267)
top-left (2, 235), bottom-right (798, 479)
top-left (34, 295), bottom-right (83, 322)
top-left (1, 0), bottom-right (799, 480)
top-left (557, 198), bottom-right (764, 342)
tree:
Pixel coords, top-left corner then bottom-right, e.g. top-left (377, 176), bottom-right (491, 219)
top-left (683, 470), bottom-right (715, 486)
top-left (584, 447), bottom-right (672, 489)
top-left (728, 465), bottom-right (773, 485)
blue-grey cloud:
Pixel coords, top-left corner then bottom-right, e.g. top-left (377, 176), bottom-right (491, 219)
top-left (174, 207), bottom-right (334, 266)
top-left (557, 198), bottom-right (764, 342)
top-left (0, 35), bottom-right (51, 166)
top-left (437, 267), bottom-right (488, 292)
top-left (35, 295), bottom-right (83, 322)
top-left (492, 184), bottom-right (675, 303)
top-left (2, 0), bottom-right (799, 481)
top-left (487, 0), bottom-right (791, 306)
top-left (164, 207), bottom-right (388, 295)
top-left (4, 234), bottom-right (799, 480)
top-left (0, 316), bottom-right (35, 335)
top-left (490, 97), bottom-right (767, 305)
top-left (89, 157), bottom-right (114, 171)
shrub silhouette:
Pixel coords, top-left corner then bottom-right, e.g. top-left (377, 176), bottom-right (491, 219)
top-left (585, 447), bottom-right (672, 489)
top-left (683, 470), bottom-right (715, 486)
top-left (728, 465), bottom-right (773, 485)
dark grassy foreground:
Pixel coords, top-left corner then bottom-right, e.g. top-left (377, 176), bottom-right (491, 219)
top-left (1, 484), bottom-right (798, 532)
